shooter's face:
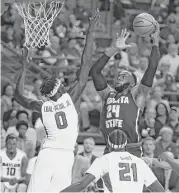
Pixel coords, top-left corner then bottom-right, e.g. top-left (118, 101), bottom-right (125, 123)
top-left (57, 83), bottom-right (65, 96)
top-left (114, 71), bottom-right (134, 93)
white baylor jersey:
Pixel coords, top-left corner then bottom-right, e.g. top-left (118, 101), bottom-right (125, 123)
top-left (41, 93), bottom-right (79, 150)
top-left (0, 148), bottom-right (26, 189)
top-left (87, 152), bottom-right (157, 192)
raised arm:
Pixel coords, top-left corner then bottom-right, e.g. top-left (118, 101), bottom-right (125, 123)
top-left (69, 9), bottom-right (100, 103)
top-left (14, 49), bottom-right (43, 112)
top-left (90, 29), bottom-right (131, 99)
top-left (133, 23), bottom-right (161, 111)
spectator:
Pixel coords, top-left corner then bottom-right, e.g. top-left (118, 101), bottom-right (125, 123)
top-left (72, 137), bottom-right (97, 184)
top-left (6, 110), bottom-right (37, 152)
top-left (158, 43), bottom-right (179, 77)
top-left (127, 43), bottom-right (140, 69)
top-left (139, 108), bottom-right (156, 138)
top-left (154, 101), bottom-right (170, 138)
top-left (3, 98), bottom-right (21, 130)
top-left (167, 106), bottom-right (179, 142)
top-left (1, 84), bottom-right (14, 113)
top-left (154, 126), bottom-right (178, 158)
top-left (142, 137), bottom-right (156, 158)
top-left (16, 121), bottom-right (34, 159)
top-left (0, 134), bottom-right (28, 193)
top-left (80, 79), bottom-right (102, 132)
top-left (134, 57), bottom-right (149, 82)
top-left (152, 152), bottom-right (179, 192)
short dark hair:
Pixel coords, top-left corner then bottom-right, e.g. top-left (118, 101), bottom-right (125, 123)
top-left (16, 121), bottom-right (28, 130)
top-left (40, 76), bottom-right (58, 97)
top-left (6, 134), bottom-right (17, 144)
top-left (16, 110), bottom-right (29, 119)
top-left (84, 137), bottom-right (95, 144)
top-left (142, 137), bottom-right (155, 145)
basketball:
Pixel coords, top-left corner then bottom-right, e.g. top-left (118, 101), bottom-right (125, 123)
top-left (133, 13), bottom-right (156, 37)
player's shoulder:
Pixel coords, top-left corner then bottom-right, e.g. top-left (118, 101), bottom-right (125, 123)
top-left (98, 85), bottom-right (115, 100)
top-left (16, 148), bottom-right (27, 158)
top-left (0, 148), bottom-right (6, 155)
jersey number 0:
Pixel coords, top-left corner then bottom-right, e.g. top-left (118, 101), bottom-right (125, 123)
top-left (55, 112), bottom-right (68, 129)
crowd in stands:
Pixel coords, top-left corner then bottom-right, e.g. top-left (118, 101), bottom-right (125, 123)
top-left (1, 0), bottom-right (179, 192)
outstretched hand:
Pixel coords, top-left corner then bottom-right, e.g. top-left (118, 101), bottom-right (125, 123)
top-left (89, 9), bottom-right (100, 32)
top-left (114, 29), bottom-right (131, 50)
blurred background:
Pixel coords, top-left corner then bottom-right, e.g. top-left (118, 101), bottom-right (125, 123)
top-left (1, 0), bottom-right (179, 192)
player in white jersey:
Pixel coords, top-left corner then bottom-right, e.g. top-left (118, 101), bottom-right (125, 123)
top-left (61, 130), bottom-right (164, 193)
top-left (14, 9), bottom-right (100, 192)
top-left (0, 134), bottom-right (28, 193)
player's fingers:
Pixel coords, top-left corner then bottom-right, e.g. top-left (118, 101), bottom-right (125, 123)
top-left (124, 28), bottom-right (127, 36)
top-left (124, 32), bottom-right (130, 40)
top-left (120, 29), bottom-right (124, 37)
top-left (122, 28), bottom-right (126, 37)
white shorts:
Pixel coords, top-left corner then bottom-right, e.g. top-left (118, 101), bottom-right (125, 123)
top-left (27, 148), bottom-right (74, 192)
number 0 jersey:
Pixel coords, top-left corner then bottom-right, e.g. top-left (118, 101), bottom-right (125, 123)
top-left (41, 93), bottom-right (79, 150)
top-left (86, 152), bottom-right (157, 192)
top-left (0, 148), bottom-right (26, 189)
top-left (100, 89), bottom-right (142, 144)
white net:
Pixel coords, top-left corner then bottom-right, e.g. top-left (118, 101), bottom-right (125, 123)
top-left (14, 0), bottom-right (64, 49)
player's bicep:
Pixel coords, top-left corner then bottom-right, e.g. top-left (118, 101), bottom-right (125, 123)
top-left (30, 100), bottom-right (43, 112)
top-left (132, 83), bottom-right (151, 111)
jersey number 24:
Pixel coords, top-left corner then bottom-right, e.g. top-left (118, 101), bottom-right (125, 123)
top-left (55, 111), bottom-right (68, 129)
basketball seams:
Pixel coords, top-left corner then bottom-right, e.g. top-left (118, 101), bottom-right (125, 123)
top-left (133, 13), bottom-right (156, 36)
top-left (133, 23), bottom-right (153, 28)
top-left (134, 16), bottom-right (155, 24)
top-left (138, 25), bottom-right (155, 36)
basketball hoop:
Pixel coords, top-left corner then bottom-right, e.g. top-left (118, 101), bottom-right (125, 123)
top-left (14, 0), bottom-right (64, 49)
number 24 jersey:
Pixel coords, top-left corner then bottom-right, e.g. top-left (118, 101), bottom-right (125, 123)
top-left (41, 93), bottom-right (79, 150)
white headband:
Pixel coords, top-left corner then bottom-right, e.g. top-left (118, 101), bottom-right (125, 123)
top-left (108, 136), bottom-right (127, 149)
top-left (46, 79), bottom-right (62, 98)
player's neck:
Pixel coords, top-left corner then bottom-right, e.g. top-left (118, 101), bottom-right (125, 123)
top-left (6, 151), bottom-right (17, 160)
top-left (144, 153), bottom-right (154, 158)
top-left (83, 151), bottom-right (92, 157)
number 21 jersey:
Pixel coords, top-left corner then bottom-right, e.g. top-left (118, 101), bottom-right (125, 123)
top-left (41, 93), bottom-right (79, 150)
top-left (86, 152), bottom-right (157, 192)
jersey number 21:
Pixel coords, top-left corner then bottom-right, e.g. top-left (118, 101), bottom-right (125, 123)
top-left (119, 163), bottom-right (138, 182)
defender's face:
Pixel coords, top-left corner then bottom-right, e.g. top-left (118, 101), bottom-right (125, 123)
top-left (6, 139), bottom-right (17, 154)
top-left (114, 70), bottom-right (134, 92)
